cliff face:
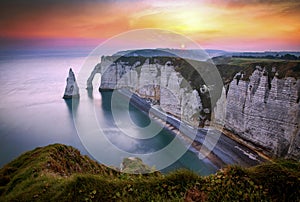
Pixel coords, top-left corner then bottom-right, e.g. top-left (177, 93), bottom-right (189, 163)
top-left (87, 57), bottom-right (202, 126)
top-left (214, 67), bottom-right (300, 159)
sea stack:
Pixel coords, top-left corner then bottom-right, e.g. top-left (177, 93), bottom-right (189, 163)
top-left (63, 68), bottom-right (80, 99)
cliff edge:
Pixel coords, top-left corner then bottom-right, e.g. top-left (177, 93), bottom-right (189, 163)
top-left (0, 144), bottom-right (299, 201)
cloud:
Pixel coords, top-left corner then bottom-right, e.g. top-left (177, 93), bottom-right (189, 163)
top-left (0, 0), bottom-right (299, 50)
top-left (0, 0), bottom-right (138, 38)
top-left (206, 0), bottom-right (299, 6)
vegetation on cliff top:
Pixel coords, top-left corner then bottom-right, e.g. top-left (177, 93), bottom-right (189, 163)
top-left (0, 144), bottom-right (299, 201)
top-left (110, 55), bottom-right (300, 86)
top-left (214, 57), bottom-right (300, 82)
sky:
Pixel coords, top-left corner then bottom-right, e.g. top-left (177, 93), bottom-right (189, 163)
top-left (0, 0), bottom-right (299, 51)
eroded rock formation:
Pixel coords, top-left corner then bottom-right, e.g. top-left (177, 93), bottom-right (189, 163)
top-left (63, 68), bottom-right (79, 99)
top-left (87, 57), bottom-right (202, 126)
top-left (214, 67), bottom-right (300, 159)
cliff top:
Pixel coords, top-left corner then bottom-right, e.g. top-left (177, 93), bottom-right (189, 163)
top-left (1, 144), bottom-right (299, 201)
top-left (102, 55), bottom-right (300, 87)
top-left (214, 57), bottom-right (300, 83)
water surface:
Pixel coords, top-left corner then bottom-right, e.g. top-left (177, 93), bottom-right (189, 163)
top-left (0, 53), bottom-right (217, 175)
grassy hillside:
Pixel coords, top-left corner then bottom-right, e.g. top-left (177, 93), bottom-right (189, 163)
top-left (0, 144), bottom-right (299, 201)
top-left (214, 57), bottom-right (300, 83)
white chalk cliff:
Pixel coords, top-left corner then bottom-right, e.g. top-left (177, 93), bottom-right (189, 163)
top-left (63, 68), bottom-right (79, 99)
top-left (214, 67), bottom-right (300, 159)
top-left (87, 57), bottom-right (202, 126)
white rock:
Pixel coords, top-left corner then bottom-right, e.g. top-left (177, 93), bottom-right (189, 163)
top-left (63, 68), bottom-right (79, 99)
top-left (88, 58), bottom-right (203, 126)
top-left (214, 68), bottom-right (300, 159)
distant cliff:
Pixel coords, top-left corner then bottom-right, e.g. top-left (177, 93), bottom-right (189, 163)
top-left (214, 67), bottom-right (300, 159)
top-left (87, 56), bottom-right (206, 126)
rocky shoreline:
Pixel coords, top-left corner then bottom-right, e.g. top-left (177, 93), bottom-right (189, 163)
top-left (114, 88), bottom-right (267, 168)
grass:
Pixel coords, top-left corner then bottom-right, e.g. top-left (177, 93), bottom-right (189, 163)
top-left (0, 144), bottom-right (299, 202)
top-left (186, 160), bottom-right (300, 202)
top-left (228, 58), bottom-right (288, 66)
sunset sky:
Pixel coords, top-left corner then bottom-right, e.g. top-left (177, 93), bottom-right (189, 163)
top-left (0, 0), bottom-right (299, 51)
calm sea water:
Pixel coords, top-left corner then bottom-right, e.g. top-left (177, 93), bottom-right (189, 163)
top-left (0, 53), bottom-right (217, 175)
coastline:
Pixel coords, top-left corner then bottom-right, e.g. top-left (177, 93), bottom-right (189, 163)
top-left (113, 88), bottom-right (267, 169)
top-left (210, 124), bottom-right (273, 162)
top-left (115, 88), bottom-right (222, 169)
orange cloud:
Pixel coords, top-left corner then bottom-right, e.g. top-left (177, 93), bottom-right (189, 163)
top-left (0, 1), bottom-right (139, 38)
top-left (0, 0), bottom-right (299, 50)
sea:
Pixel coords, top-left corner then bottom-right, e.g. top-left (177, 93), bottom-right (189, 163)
top-left (0, 49), bottom-right (217, 175)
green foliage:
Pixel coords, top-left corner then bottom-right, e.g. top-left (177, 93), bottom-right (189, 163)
top-left (194, 166), bottom-right (270, 202)
top-left (0, 144), bottom-right (299, 202)
top-left (186, 161), bottom-right (300, 202)
top-left (222, 57), bottom-right (300, 80)
top-left (121, 157), bottom-right (155, 174)
top-left (246, 159), bottom-right (300, 202)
